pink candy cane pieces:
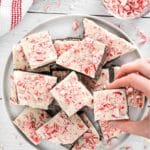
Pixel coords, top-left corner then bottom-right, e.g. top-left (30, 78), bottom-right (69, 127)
top-left (13, 107), bottom-right (50, 145)
top-left (54, 40), bottom-right (79, 56)
top-left (83, 18), bottom-right (136, 63)
top-left (14, 71), bottom-right (57, 109)
top-left (99, 121), bottom-right (123, 140)
top-left (72, 19), bottom-right (80, 31)
top-left (94, 89), bottom-right (128, 121)
top-left (72, 114), bottom-right (99, 150)
top-left (56, 38), bottom-right (106, 78)
top-left (51, 71), bottom-right (93, 116)
top-left (103, 0), bottom-right (150, 19)
top-left (21, 31), bottom-right (57, 69)
top-left (37, 111), bottom-right (88, 145)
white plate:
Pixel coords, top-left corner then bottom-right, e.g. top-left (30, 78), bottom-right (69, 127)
top-left (2, 15), bottom-right (147, 150)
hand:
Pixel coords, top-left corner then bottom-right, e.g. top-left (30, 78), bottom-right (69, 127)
top-left (107, 58), bottom-right (150, 138)
top-left (109, 111), bottom-right (150, 139)
top-left (107, 58), bottom-right (150, 98)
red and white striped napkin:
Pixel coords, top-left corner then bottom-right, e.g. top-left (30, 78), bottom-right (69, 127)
top-left (0, 0), bottom-right (33, 37)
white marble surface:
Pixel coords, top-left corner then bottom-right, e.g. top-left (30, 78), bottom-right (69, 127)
top-left (0, 0), bottom-right (150, 150)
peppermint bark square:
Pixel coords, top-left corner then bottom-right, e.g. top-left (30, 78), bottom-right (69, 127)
top-left (72, 113), bottom-right (99, 150)
top-left (54, 40), bottom-right (79, 56)
top-left (14, 71), bottom-right (57, 109)
top-left (83, 18), bottom-right (136, 63)
top-left (51, 71), bottom-right (93, 116)
top-left (56, 38), bottom-right (106, 78)
top-left (99, 121), bottom-right (123, 140)
top-left (37, 111), bottom-right (88, 145)
top-left (94, 89), bottom-right (128, 121)
top-left (13, 43), bottom-right (51, 72)
top-left (14, 107), bottom-right (50, 145)
top-left (21, 31), bottom-right (57, 69)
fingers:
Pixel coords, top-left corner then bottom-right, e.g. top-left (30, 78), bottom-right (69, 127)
top-left (107, 73), bottom-right (150, 97)
top-left (116, 59), bottom-right (150, 79)
top-left (109, 112), bottom-right (150, 139)
top-left (109, 120), bottom-right (149, 138)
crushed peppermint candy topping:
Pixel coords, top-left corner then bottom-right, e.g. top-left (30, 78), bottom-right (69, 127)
top-left (56, 38), bottom-right (106, 78)
top-left (37, 111), bottom-right (88, 144)
top-left (72, 19), bottom-right (80, 31)
top-left (83, 18), bottom-right (136, 63)
top-left (99, 121), bottom-right (123, 140)
top-left (94, 89), bottom-right (129, 121)
top-left (13, 107), bottom-right (50, 145)
top-left (103, 0), bottom-right (150, 19)
top-left (14, 71), bottom-right (57, 109)
top-left (21, 31), bottom-right (57, 69)
top-left (50, 72), bottom-right (93, 116)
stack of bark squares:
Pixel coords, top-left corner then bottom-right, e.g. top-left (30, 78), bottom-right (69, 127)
top-left (10, 18), bottom-right (145, 149)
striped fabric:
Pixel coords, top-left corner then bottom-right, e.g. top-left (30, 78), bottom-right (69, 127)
top-left (0, 0), bottom-right (33, 37)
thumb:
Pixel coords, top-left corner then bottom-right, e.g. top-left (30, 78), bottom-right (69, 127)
top-left (109, 120), bottom-right (149, 138)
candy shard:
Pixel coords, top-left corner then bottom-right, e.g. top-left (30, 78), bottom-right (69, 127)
top-left (51, 71), bottom-right (93, 116)
top-left (37, 111), bottom-right (88, 145)
top-left (56, 38), bottom-right (106, 78)
top-left (13, 107), bottom-right (50, 145)
top-left (72, 113), bottom-right (99, 150)
top-left (14, 71), bottom-right (57, 109)
top-left (83, 18), bottom-right (136, 63)
top-left (99, 121), bottom-right (123, 140)
top-left (21, 31), bottom-right (57, 69)
top-left (72, 19), bottom-right (80, 31)
top-left (94, 89), bottom-right (128, 121)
